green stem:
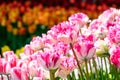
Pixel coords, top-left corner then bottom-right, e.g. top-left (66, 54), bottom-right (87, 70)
top-left (104, 57), bottom-right (107, 72)
top-left (88, 60), bottom-right (93, 79)
top-left (92, 58), bottom-right (99, 80)
top-left (72, 71), bottom-right (76, 80)
top-left (85, 59), bottom-right (90, 80)
top-left (70, 43), bottom-right (84, 80)
top-left (107, 56), bottom-right (113, 79)
top-left (115, 67), bottom-right (119, 80)
top-left (100, 57), bottom-right (103, 80)
top-left (103, 57), bottom-right (108, 80)
top-left (67, 74), bottom-right (71, 80)
top-left (49, 70), bottom-right (55, 80)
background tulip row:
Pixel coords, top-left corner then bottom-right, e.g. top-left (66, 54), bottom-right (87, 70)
top-left (0, 0), bottom-right (120, 54)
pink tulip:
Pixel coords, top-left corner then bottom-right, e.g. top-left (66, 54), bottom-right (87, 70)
top-left (30, 53), bottom-right (38, 60)
top-left (20, 54), bottom-right (32, 64)
top-left (30, 36), bottom-right (44, 51)
top-left (74, 34), bottom-right (96, 61)
top-left (110, 46), bottom-right (120, 68)
top-left (41, 34), bottom-right (54, 48)
top-left (68, 13), bottom-right (89, 27)
top-left (35, 68), bottom-right (44, 78)
top-left (17, 60), bottom-right (28, 73)
top-left (98, 8), bottom-right (117, 22)
top-left (38, 52), bottom-right (62, 70)
top-left (56, 57), bottom-right (77, 78)
top-left (89, 19), bottom-right (102, 30)
top-left (10, 67), bottom-right (29, 80)
top-left (50, 21), bottom-right (79, 44)
top-left (52, 42), bottom-right (70, 56)
top-left (3, 51), bottom-right (14, 61)
top-left (107, 25), bottom-right (120, 45)
top-left (3, 51), bottom-right (18, 67)
top-left (8, 55), bottom-right (18, 68)
top-left (89, 19), bottom-right (108, 39)
top-left (28, 60), bottom-right (39, 77)
top-left (3, 62), bottom-right (11, 74)
top-left (47, 30), bottom-right (58, 45)
top-left (0, 58), bottom-right (12, 74)
top-left (24, 45), bottom-right (34, 55)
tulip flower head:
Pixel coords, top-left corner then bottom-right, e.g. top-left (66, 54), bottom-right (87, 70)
top-left (38, 52), bottom-right (62, 70)
top-left (30, 36), bottom-right (44, 51)
top-left (110, 46), bottom-right (120, 68)
top-left (74, 34), bottom-right (96, 61)
top-left (107, 25), bottom-right (120, 45)
top-left (68, 13), bottom-right (89, 28)
top-left (24, 45), bottom-right (34, 55)
top-left (10, 67), bottom-right (29, 80)
top-left (56, 57), bottom-right (77, 78)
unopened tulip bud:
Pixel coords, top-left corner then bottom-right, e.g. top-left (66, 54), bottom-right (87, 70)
top-left (95, 40), bottom-right (109, 57)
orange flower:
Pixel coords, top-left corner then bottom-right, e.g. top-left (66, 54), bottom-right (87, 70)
top-left (6, 23), bottom-right (13, 32)
top-left (19, 27), bottom-right (26, 35)
top-left (13, 28), bottom-right (18, 35)
top-left (28, 24), bottom-right (37, 34)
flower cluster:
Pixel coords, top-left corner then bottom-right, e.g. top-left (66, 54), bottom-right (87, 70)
top-left (1, 8), bottom-right (120, 80)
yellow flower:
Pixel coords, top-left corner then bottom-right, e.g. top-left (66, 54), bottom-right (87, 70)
top-left (1, 45), bottom-right (11, 55)
top-left (15, 47), bottom-right (24, 58)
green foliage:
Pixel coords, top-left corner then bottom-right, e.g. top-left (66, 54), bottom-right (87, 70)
top-left (0, 24), bottom-right (49, 53)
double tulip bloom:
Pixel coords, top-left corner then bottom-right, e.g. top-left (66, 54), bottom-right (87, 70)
top-left (74, 34), bottom-right (96, 61)
top-left (37, 52), bottom-right (62, 70)
top-left (110, 46), bottom-right (120, 68)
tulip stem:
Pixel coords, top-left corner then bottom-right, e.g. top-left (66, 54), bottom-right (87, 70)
top-left (0, 74), bottom-right (3, 80)
top-left (85, 59), bottom-right (90, 80)
top-left (70, 43), bottom-right (84, 80)
top-left (67, 74), bottom-right (71, 80)
top-left (103, 57), bottom-right (108, 79)
top-left (41, 48), bottom-right (44, 52)
top-left (92, 58), bottom-right (99, 79)
top-left (7, 74), bottom-right (10, 80)
top-left (49, 70), bottom-right (55, 80)
top-left (88, 60), bottom-right (93, 79)
top-left (115, 66), bottom-right (119, 80)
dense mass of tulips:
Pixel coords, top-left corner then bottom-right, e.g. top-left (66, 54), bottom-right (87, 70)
top-left (1, 8), bottom-right (120, 80)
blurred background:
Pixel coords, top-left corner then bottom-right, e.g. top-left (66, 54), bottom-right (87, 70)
top-left (0, 0), bottom-right (120, 54)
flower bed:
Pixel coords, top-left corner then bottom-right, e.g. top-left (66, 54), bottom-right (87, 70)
top-left (0, 8), bottom-right (120, 80)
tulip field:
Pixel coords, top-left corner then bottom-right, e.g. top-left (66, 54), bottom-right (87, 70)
top-left (1, 7), bottom-right (120, 80)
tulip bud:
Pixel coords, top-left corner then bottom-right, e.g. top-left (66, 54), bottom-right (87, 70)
top-left (95, 40), bottom-right (109, 57)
